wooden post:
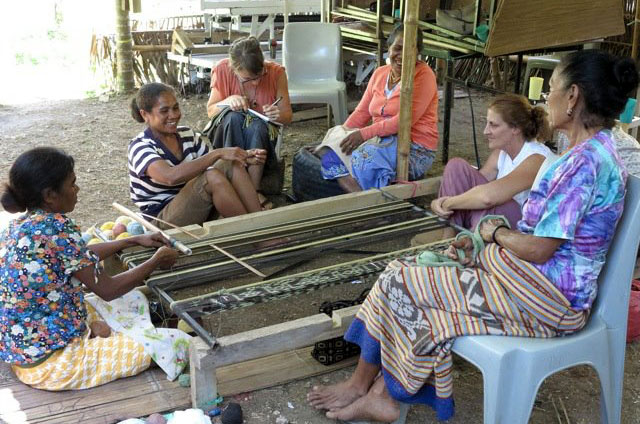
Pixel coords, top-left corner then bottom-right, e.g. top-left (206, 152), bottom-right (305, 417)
top-left (376, 0), bottom-right (384, 66)
top-left (396, 0), bottom-right (420, 180)
top-left (632, 0), bottom-right (640, 60)
top-left (115, 0), bottom-right (135, 93)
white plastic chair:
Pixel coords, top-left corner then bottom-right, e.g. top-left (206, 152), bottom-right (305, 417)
top-left (283, 22), bottom-right (348, 125)
top-left (450, 175), bottom-right (640, 424)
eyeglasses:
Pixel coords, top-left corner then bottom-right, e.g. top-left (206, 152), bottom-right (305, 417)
top-left (236, 70), bottom-right (265, 84)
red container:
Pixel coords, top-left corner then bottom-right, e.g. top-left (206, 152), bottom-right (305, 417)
top-left (627, 279), bottom-right (640, 343)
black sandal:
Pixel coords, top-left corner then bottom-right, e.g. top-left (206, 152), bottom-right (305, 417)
top-left (311, 289), bottom-right (370, 366)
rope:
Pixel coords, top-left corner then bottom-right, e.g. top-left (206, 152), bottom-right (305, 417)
top-left (392, 179), bottom-right (419, 198)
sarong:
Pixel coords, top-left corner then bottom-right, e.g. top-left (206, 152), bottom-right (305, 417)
top-left (12, 303), bottom-right (151, 391)
top-left (345, 243), bottom-right (588, 420)
top-left (321, 136), bottom-right (435, 188)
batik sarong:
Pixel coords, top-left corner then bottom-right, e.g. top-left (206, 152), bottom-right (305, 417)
top-left (345, 243), bottom-right (588, 420)
top-left (12, 303), bottom-right (151, 391)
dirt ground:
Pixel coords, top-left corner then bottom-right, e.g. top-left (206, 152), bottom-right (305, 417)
top-left (1, 91), bottom-right (640, 424)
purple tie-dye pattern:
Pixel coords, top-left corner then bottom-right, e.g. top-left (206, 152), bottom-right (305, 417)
top-left (517, 130), bottom-right (627, 310)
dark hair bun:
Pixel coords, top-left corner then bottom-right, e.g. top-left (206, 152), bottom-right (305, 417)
top-left (0, 184), bottom-right (26, 213)
top-left (530, 106), bottom-right (552, 141)
top-left (130, 97), bottom-right (145, 123)
top-left (613, 57), bottom-right (639, 96)
top-left (1, 147), bottom-right (75, 213)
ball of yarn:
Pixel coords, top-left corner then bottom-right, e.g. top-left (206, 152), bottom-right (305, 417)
top-left (177, 319), bottom-right (194, 334)
top-left (115, 216), bottom-right (133, 226)
top-left (115, 232), bottom-right (131, 240)
top-left (127, 222), bottom-right (145, 235)
top-left (221, 403), bottom-right (243, 424)
top-left (146, 413), bottom-right (167, 424)
top-left (102, 230), bottom-right (114, 240)
top-left (81, 232), bottom-right (93, 244)
top-left (100, 221), bottom-right (115, 231)
top-left (87, 238), bottom-right (102, 246)
top-left (178, 373), bottom-right (191, 387)
top-left (112, 222), bottom-right (127, 237)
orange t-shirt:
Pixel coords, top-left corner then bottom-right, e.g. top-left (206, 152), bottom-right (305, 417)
top-left (210, 58), bottom-right (284, 111)
top-left (344, 61), bottom-right (439, 151)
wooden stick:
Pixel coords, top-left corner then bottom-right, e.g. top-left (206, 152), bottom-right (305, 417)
top-left (112, 202), bottom-right (193, 256)
top-left (136, 211), bottom-right (267, 278)
top-left (632, 0), bottom-right (640, 60)
top-left (396, 0), bottom-right (419, 180)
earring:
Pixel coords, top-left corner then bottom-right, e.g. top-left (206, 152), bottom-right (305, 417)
top-left (566, 107), bottom-right (573, 117)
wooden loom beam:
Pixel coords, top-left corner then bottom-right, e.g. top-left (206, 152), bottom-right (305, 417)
top-left (120, 200), bottom-right (413, 265)
top-left (189, 305), bottom-right (360, 408)
top-left (146, 214), bottom-right (442, 290)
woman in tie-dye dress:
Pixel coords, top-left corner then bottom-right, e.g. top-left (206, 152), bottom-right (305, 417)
top-left (307, 50), bottom-right (639, 422)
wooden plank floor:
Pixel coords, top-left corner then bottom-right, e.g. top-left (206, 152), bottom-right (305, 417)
top-left (0, 367), bottom-right (190, 424)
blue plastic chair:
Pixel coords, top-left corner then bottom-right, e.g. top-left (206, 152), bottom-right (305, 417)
top-left (451, 175), bottom-right (640, 424)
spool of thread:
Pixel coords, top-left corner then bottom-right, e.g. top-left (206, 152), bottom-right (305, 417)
top-left (127, 221), bottom-right (145, 235)
top-left (221, 403), bottom-right (243, 424)
top-left (528, 77), bottom-right (544, 101)
top-left (81, 232), bottom-right (93, 244)
top-left (115, 216), bottom-right (133, 226)
top-left (112, 222), bottom-right (127, 237)
top-left (115, 232), bottom-right (131, 240)
top-left (620, 97), bottom-right (637, 125)
top-left (87, 238), bottom-right (102, 246)
top-left (100, 221), bottom-right (115, 231)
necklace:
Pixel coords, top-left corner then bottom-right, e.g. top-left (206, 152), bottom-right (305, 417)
top-left (389, 71), bottom-right (401, 87)
top-left (240, 83), bottom-right (259, 108)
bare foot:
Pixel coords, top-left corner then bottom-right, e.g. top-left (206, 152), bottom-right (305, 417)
top-left (307, 380), bottom-right (368, 411)
top-left (326, 378), bottom-right (399, 423)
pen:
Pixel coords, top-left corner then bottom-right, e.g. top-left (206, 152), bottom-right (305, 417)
top-left (270, 96), bottom-right (283, 107)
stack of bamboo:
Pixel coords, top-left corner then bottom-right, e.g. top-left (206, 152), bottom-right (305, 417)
top-left (170, 28), bottom-right (232, 56)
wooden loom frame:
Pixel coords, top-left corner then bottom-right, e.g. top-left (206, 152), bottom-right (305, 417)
top-left (114, 178), bottom-right (442, 408)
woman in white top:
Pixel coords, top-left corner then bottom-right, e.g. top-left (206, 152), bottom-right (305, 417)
top-left (431, 93), bottom-right (554, 231)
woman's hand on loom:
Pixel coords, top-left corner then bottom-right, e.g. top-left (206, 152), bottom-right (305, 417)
top-left (430, 197), bottom-right (453, 218)
top-left (133, 232), bottom-right (170, 248)
top-left (446, 236), bottom-right (475, 266)
top-left (151, 246), bottom-right (179, 270)
top-left (227, 95), bottom-right (249, 111)
top-left (340, 131), bottom-right (364, 155)
top-left (246, 149), bottom-right (267, 165)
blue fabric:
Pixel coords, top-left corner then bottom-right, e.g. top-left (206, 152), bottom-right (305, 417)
top-left (345, 318), bottom-right (455, 421)
top-left (321, 149), bottom-right (350, 179)
top-left (321, 138), bottom-right (435, 190)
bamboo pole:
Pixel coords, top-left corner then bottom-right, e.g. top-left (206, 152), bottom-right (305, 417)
top-left (396, 0), bottom-right (420, 181)
top-left (135, 211), bottom-right (267, 278)
top-left (112, 202), bottom-right (193, 256)
top-left (632, 0), bottom-right (640, 60)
